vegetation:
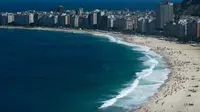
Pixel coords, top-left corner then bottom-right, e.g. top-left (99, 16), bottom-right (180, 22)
top-left (174, 0), bottom-right (200, 17)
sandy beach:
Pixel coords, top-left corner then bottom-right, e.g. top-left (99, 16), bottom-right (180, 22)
top-left (1, 26), bottom-right (200, 112)
top-left (101, 31), bottom-right (200, 111)
top-left (126, 37), bottom-right (200, 112)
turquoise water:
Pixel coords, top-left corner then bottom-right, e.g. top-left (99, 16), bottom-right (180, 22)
top-left (0, 28), bottom-right (169, 112)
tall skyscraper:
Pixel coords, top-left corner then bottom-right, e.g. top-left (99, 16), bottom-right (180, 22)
top-left (107, 15), bottom-right (115, 29)
top-left (187, 20), bottom-right (198, 41)
top-left (56, 6), bottom-right (65, 13)
top-left (0, 13), bottom-right (14, 25)
top-left (156, 1), bottom-right (174, 30)
top-left (197, 21), bottom-right (200, 38)
top-left (97, 11), bottom-right (105, 29)
top-left (79, 15), bottom-right (90, 29)
top-left (34, 13), bottom-right (42, 26)
top-left (88, 12), bottom-right (97, 29)
top-left (78, 8), bottom-right (83, 16)
top-left (58, 14), bottom-right (71, 27)
top-left (137, 17), bottom-right (147, 33)
top-left (14, 13), bottom-right (34, 26)
top-left (100, 15), bottom-right (108, 30)
top-left (74, 15), bottom-right (79, 27)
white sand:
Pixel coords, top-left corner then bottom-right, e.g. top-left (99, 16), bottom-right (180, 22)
top-left (1, 26), bottom-right (200, 112)
top-left (126, 36), bottom-right (200, 112)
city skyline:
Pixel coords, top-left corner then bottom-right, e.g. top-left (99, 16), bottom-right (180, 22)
top-left (1, 0), bottom-right (200, 43)
top-left (0, 0), bottom-right (200, 42)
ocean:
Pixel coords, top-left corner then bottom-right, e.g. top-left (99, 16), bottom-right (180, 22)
top-left (0, 0), bottom-right (183, 13)
top-left (0, 28), bottom-right (169, 112)
top-left (0, 2), bottom-right (157, 12)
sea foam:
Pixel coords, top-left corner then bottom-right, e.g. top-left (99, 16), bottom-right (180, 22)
top-left (91, 32), bottom-right (170, 110)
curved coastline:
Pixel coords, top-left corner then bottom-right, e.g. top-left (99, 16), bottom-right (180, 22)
top-left (91, 32), bottom-right (170, 110)
top-left (0, 26), bottom-right (171, 111)
top-left (1, 26), bottom-right (199, 112)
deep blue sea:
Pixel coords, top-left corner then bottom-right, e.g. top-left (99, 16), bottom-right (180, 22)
top-left (0, 28), bottom-right (170, 112)
top-left (0, 2), bottom-right (157, 12)
top-left (0, 1), bottom-right (182, 12)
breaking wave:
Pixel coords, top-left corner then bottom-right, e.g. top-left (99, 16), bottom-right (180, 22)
top-left (92, 33), bottom-right (170, 110)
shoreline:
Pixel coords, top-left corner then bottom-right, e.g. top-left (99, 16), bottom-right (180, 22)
top-left (1, 26), bottom-right (200, 112)
top-left (127, 35), bottom-right (200, 112)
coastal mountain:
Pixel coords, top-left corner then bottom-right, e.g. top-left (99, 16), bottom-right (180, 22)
top-left (175, 0), bottom-right (200, 16)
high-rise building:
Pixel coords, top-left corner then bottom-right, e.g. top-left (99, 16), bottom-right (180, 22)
top-left (107, 15), bottom-right (115, 29)
top-left (70, 15), bottom-right (79, 28)
top-left (126, 17), bottom-right (134, 30)
top-left (175, 19), bottom-right (188, 39)
top-left (132, 17), bottom-right (138, 30)
top-left (197, 20), bottom-right (200, 38)
top-left (80, 15), bottom-right (90, 29)
top-left (66, 15), bottom-right (71, 26)
top-left (164, 21), bottom-right (175, 37)
top-left (187, 20), bottom-right (197, 41)
top-left (147, 18), bottom-right (156, 34)
top-left (97, 11), bottom-right (105, 29)
top-left (58, 14), bottom-right (66, 26)
top-left (34, 13), bottom-right (42, 26)
top-left (14, 13), bottom-right (34, 26)
top-left (88, 12), bottom-right (98, 29)
top-left (100, 15), bottom-right (108, 30)
top-left (54, 15), bottom-right (58, 25)
top-left (78, 8), bottom-right (83, 16)
top-left (114, 17), bottom-right (133, 31)
top-left (164, 19), bottom-right (188, 40)
top-left (0, 13), bottom-right (14, 25)
top-left (40, 15), bottom-right (58, 27)
top-left (74, 15), bottom-right (79, 27)
top-left (92, 12), bottom-right (97, 26)
top-left (137, 17), bottom-right (148, 33)
top-left (156, 1), bottom-right (174, 30)
top-left (56, 6), bottom-right (65, 13)
top-left (8, 13), bottom-right (14, 24)
top-left (78, 16), bottom-right (85, 28)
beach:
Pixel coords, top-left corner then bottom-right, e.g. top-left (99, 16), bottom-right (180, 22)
top-left (1, 26), bottom-right (200, 112)
top-left (127, 36), bottom-right (200, 112)
top-left (99, 30), bottom-right (200, 111)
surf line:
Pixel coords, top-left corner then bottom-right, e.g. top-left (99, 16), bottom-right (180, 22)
top-left (99, 54), bottom-right (158, 109)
